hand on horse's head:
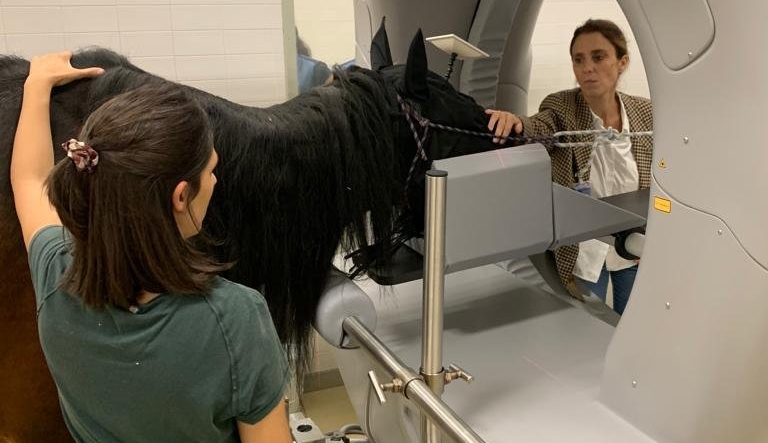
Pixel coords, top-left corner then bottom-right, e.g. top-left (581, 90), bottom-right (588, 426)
top-left (26, 51), bottom-right (104, 90)
top-left (485, 109), bottom-right (523, 144)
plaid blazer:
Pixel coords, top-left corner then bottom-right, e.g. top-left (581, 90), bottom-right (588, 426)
top-left (520, 88), bottom-right (654, 297)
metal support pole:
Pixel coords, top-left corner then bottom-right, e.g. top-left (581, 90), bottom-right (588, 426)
top-left (421, 170), bottom-right (448, 443)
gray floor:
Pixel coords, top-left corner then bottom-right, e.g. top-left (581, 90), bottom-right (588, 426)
top-left (333, 264), bottom-right (657, 443)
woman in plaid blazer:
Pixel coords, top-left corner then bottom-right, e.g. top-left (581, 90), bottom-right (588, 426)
top-left (486, 19), bottom-right (654, 314)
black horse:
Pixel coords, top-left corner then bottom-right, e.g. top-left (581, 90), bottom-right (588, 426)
top-left (0, 27), bottom-right (501, 442)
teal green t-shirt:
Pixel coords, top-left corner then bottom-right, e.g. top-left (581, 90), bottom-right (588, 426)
top-left (28, 226), bottom-right (290, 443)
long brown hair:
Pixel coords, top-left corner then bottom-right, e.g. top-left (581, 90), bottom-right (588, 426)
top-left (570, 18), bottom-right (628, 59)
top-left (46, 83), bottom-right (226, 309)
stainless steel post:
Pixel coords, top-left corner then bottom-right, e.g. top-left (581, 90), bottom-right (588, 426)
top-left (421, 170), bottom-right (448, 443)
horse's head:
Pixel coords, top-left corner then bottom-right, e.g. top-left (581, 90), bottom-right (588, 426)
top-left (355, 21), bottom-right (503, 233)
top-left (371, 22), bottom-right (501, 162)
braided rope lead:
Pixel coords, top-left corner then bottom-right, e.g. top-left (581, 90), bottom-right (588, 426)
top-left (552, 127), bottom-right (653, 148)
top-left (430, 122), bottom-right (652, 148)
top-left (395, 94), bottom-right (656, 203)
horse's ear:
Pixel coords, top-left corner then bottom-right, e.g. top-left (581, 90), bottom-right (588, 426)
top-left (404, 29), bottom-right (429, 101)
top-left (371, 17), bottom-right (393, 70)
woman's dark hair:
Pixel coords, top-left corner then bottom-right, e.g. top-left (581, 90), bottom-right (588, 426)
top-left (46, 82), bottom-right (226, 309)
top-left (570, 18), bottom-right (628, 59)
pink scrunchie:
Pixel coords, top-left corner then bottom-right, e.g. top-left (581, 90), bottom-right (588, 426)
top-left (62, 139), bottom-right (99, 173)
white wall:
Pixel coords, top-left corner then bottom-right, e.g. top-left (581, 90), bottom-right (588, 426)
top-left (293, 0), bottom-right (353, 64)
top-left (0, 0), bottom-right (288, 107)
top-left (292, 0), bottom-right (355, 380)
top-left (527, 0), bottom-right (650, 114)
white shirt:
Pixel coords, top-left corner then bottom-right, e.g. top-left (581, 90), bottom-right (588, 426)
top-left (572, 95), bottom-right (639, 283)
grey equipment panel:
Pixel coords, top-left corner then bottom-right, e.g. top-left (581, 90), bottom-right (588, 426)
top-left (600, 188), bottom-right (650, 220)
top-left (459, 0), bottom-right (542, 110)
top-left (361, 144), bottom-right (648, 286)
top-left (639, 0), bottom-right (715, 70)
top-left (549, 184), bottom-right (646, 249)
top-left (433, 143), bottom-right (554, 273)
top-left (314, 272), bottom-right (378, 349)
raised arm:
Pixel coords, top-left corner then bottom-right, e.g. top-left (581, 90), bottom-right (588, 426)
top-left (10, 51), bottom-right (103, 248)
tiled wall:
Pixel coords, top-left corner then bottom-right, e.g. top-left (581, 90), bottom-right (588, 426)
top-left (528, 0), bottom-right (650, 114)
top-left (0, 0), bottom-right (288, 107)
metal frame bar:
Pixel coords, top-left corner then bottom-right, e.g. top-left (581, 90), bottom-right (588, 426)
top-left (342, 316), bottom-right (486, 443)
top-left (339, 170), bottom-right (485, 443)
top-left (421, 170), bottom-right (448, 443)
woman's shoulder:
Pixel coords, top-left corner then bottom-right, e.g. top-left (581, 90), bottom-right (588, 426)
top-left (542, 88), bottom-right (581, 104)
top-left (203, 277), bottom-right (271, 320)
top-left (618, 91), bottom-right (652, 110)
top-left (535, 88), bottom-right (591, 129)
top-left (539, 88), bottom-right (584, 112)
top-left (618, 92), bottom-right (653, 128)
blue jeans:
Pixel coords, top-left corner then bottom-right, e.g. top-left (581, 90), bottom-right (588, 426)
top-left (577, 264), bottom-right (638, 315)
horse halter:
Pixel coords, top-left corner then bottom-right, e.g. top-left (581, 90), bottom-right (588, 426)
top-left (395, 94), bottom-right (430, 158)
top-left (395, 93), bottom-right (558, 198)
top-left (395, 93), bottom-right (561, 159)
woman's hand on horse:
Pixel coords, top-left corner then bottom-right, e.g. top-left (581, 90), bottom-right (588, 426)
top-left (485, 109), bottom-right (523, 144)
top-left (26, 51), bottom-right (104, 89)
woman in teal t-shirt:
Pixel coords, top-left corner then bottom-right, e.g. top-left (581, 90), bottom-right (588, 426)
top-left (11, 52), bottom-right (291, 443)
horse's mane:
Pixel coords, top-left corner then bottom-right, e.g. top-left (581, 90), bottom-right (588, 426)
top-left (0, 48), bottom-right (411, 378)
top-left (196, 66), bottom-right (408, 372)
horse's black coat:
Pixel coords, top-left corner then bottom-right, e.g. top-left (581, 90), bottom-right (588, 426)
top-left (0, 33), bottom-right (501, 380)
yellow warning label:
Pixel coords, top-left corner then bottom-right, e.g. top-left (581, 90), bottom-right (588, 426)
top-left (659, 158), bottom-right (667, 169)
top-left (654, 196), bottom-right (672, 213)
